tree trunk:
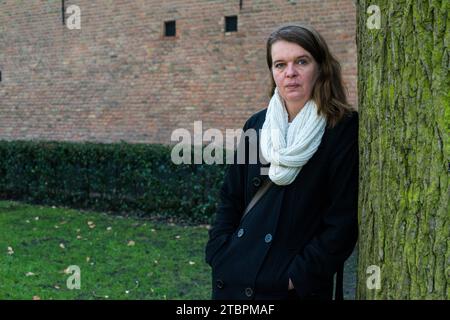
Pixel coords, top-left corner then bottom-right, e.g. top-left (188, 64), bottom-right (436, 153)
top-left (356, 0), bottom-right (449, 299)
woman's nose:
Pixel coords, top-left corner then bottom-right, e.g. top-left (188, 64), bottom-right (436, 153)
top-left (285, 63), bottom-right (298, 78)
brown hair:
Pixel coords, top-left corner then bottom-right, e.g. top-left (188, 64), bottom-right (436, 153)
top-left (266, 24), bottom-right (354, 127)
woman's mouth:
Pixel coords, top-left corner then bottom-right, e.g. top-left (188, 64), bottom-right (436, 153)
top-left (285, 84), bottom-right (300, 89)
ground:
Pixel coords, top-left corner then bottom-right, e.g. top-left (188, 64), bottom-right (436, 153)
top-left (0, 200), bottom-right (357, 299)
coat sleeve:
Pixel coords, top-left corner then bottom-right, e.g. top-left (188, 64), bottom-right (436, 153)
top-left (204, 119), bottom-right (250, 266)
top-left (288, 112), bottom-right (359, 298)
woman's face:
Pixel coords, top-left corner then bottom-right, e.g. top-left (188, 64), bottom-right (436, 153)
top-left (271, 40), bottom-right (319, 107)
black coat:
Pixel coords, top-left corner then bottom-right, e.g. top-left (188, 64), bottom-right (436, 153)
top-left (205, 109), bottom-right (359, 300)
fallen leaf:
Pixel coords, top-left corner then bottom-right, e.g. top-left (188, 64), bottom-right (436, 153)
top-left (106, 227), bottom-right (112, 231)
top-left (76, 235), bottom-right (82, 240)
top-left (26, 272), bottom-right (36, 277)
top-left (76, 229), bottom-right (81, 233)
top-left (89, 224), bottom-right (96, 229)
top-left (54, 285), bottom-right (60, 290)
top-left (154, 260), bottom-right (158, 264)
top-left (34, 217), bottom-right (39, 221)
top-left (125, 290), bottom-right (129, 294)
top-left (175, 235), bottom-right (181, 239)
top-left (127, 240), bottom-right (135, 247)
top-left (87, 221), bottom-right (94, 226)
top-left (52, 206), bottom-right (56, 209)
top-left (25, 220), bottom-right (30, 223)
top-left (188, 261), bottom-right (195, 265)
top-left (32, 296), bottom-right (41, 300)
top-left (59, 243), bottom-right (65, 249)
top-left (86, 257), bottom-right (90, 262)
top-left (7, 246), bottom-right (14, 255)
top-left (151, 229), bottom-right (156, 232)
top-left (54, 225), bottom-right (60, 229)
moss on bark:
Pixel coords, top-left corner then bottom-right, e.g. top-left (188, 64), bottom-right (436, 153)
top-left (357, 0), bottom-right (449, 299)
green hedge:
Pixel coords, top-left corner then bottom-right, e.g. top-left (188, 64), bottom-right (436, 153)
top-left (0, 140), bottom-right (228, 224)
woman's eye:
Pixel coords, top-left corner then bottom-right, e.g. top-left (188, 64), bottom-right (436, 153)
top-left (274, 63), bottom-right (285, 69)
top-left (297, 59), bottom-right (308, 65)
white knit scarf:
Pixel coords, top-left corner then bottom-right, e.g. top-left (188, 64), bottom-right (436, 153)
top-left (260, 88), bottom-right (327, 186)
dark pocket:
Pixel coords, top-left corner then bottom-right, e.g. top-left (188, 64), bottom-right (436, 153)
top-left (287, 289), bottom-right (300, 300)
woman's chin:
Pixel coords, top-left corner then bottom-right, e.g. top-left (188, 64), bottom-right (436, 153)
top-left (283, 93), bottom-right (307, 104)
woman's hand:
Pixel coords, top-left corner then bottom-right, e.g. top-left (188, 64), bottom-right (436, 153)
top-left (288, 278), bottom-right (294, 290)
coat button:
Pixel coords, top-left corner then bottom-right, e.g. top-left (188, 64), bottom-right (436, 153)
top-left (245, 287), bottom-right (253, 297)
top-left (216, 279), bottom-right (224, 289)
top-left (252, 177), bottom-right (261, 187)
top-left (237, 228), bottom-right (244, 238)
top-left (264, 233), bottom-right (272, 243)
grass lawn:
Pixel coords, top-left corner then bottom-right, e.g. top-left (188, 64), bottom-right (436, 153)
top-left (0, 200), bottom-right (211, 300)
top-left (0, 200), bottom-right (357, 300)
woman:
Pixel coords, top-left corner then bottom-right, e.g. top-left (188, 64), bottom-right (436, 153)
top-left (205, 24), bottom-right (358, 300)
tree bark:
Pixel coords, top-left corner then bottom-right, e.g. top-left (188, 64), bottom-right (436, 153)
top-left (356, 0), bottom-right (449, 299)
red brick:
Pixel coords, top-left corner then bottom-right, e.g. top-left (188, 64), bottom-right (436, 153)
top-left (0, 0), bottom-right (357, 144)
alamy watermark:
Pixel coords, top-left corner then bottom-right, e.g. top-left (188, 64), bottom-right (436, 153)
top-left (62, 4), bottom-right (380, 32)
top-left (66, 5), bottom-right (81, 30)
top-left (366, 265), bottom-right (381, 290)
top-left (170, 121), bottom-right (285, 174)
top-left (66, 265), bottom-right (81, 290)
top-left (366, 5), bottom-right (381, 30)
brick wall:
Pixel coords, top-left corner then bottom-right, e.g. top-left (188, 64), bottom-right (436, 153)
top-left (0, 0), bottom-right (357, 144)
